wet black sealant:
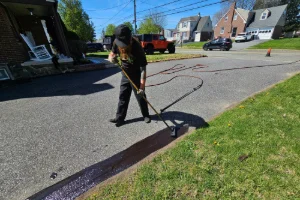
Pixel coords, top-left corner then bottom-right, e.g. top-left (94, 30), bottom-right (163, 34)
top-left (26, 125), bottom-right (189, 200)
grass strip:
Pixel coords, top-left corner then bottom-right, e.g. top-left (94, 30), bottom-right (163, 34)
top-left (85, 73), bottom-right (300, 200)
top-left (249, 38), bottom-right (300, 50)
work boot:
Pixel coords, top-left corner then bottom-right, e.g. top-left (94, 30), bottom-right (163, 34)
top-left (144, 116), bottom-right (151, 123)
top-left (109, 118), bottom-right (125, 127)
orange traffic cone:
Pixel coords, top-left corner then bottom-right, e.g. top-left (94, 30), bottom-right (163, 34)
top-left (266, 48), bottom-right (271, 57)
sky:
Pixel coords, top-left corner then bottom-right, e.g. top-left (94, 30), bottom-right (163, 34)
top-left (81, 0), bottom-right (222, 39)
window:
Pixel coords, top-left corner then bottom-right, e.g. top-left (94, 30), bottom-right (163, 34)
top-left (159, 35), bottom-right (165, 40)
top-left (182, 32), bottom-right (187, 37)
top-left (260, 10), bottom-right (270, 20)
top-left (207, 22), bottom-right (210, 27)
top-left (182, 21), bottom-right (187, 28)
top-left (233, 13), bottom-right (238, 20)
top-left (220, 27), bottom-right (225, 34)
top-left (0, 68), bottom-right (10, 80)
top-left (225, 15), bottom-right (228, 22)
top-left (153, 35), bottom-right (158, 40)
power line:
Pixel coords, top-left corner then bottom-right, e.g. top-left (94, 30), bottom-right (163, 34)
top-left (105, 0), bottom-right (204, 26)
top-left (100, 0), bottom-right (133, 27)
top-left (94, 0), bottom-right (229, 31)
top-left (137, 0), bottom-right (230, 21)
top-left (135, 0), bottom-right (210, 18)
top-left (136, 0), bottom-right (185, 14)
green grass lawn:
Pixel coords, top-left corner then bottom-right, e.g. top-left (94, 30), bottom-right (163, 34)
top-left (85, 74), bottom-right (300, 200)
top-left (181, 42), bottom-right (206, 49)
top-left (87, 52), bottom-right (206, 62)
top-left (249, 38), bottom-right (300, 50)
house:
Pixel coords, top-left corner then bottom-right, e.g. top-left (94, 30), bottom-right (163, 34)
top-left (164, 29), bottom-right (176, 41)
top-left (246, 4), bottom-right (287, 39)
top-left (175, 15), bottom-right (199, 41)
top-left (214, 2), bottom-right (254, 39)
top-left (214, 2), bottom-right (288, 40)
top-left (0, 0), bottom-right (72, 80)
top-left (194, 16), bottom-right (213, 42)
top-left (175, 13), bottom-right (213, 42)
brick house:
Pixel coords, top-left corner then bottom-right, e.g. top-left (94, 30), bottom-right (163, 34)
top-left (0, 0), bottom-right (72, 80)
top-left (214, 2), bottom-right (254, 39)
top-left (214, 2), bottom-right (288, 40)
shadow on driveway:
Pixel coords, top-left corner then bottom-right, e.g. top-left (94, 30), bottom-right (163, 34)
top-left (125, 111), bottom-right (209, 129)
top-left (26, 111), bottom-right (208, 200)
top-left (0, 68), bottom-right (120, 102)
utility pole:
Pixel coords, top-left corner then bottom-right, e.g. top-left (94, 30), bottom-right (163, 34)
top-left (134, 0), bottom-right (137, 34)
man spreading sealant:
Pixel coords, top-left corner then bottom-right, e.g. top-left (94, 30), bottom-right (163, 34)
top-left (108, 24), bottom-right (151, 127)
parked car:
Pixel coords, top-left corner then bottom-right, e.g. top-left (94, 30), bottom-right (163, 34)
top-left (133, 34), bottom-right (175, 54)
top-left (235, 32), bottom-right (252, 42)
top-left (203, 38), bottom-right (232, 51)
top-left (87, 43), bottom-right (104, 52)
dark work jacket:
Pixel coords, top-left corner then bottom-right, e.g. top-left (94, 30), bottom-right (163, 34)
top-left (112, 38), bottom-right (147, 80)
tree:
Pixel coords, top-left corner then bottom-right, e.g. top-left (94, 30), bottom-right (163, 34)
top-left (223, 0), bottom-right (256, 10)
top-left (145, 10), bottom-right (167, 29)
top-left (253, 0), bottom-right (284, 9)
top-left (212, 7), bottom-right (228, 26)
top-left (282, 0), bottom-right (300, 32)
top-left (105, 24), bottom-right (116, 35)
top-left (58, 0), bottom-right (95, 42)
top-left (99, 28), bottom-right (105, 40)
top-left (123, 22), bottom-right (134, 32)
top-left (138, 18), bottom-right (161, 34)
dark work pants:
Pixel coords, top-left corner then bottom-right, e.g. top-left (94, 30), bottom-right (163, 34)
top-left (116, 75), bottom-right (150, 121)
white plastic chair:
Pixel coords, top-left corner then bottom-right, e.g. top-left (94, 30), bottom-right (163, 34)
top-left (20, 34), bottom-right (52, 61)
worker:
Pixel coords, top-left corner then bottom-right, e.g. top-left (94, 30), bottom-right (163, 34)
top-left (108, 24), bottom-right (151, 127)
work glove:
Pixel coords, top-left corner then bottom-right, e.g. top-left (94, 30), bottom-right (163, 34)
top-left (108, 52), bottom-right (119, 64)
top-left (137, 89), bottom-right (145, 96)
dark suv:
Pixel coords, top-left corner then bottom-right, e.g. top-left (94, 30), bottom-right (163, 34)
top-left (87, 43), bottom-right (104, 52)
top-left (203, 38), bottom-right (232, 51)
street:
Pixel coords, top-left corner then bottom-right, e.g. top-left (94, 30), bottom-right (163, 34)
top-left (0, 50), bottom-right (299, 200)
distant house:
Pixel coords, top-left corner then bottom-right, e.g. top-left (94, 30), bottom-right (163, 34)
top-left (175, 13), bottom-right (213, 42)
top-left (214, 2), bottom-right (254, 39)
top-left (164, 29), bottom-right (176, 41)
top-left (175, 15), bottom-right (199, 41)
top-left (214, 2), bottom-right (288, 40)
top-left (194, 16), bottom-right (213, 42)
top-left (246, 4), bottom-right (287, 39)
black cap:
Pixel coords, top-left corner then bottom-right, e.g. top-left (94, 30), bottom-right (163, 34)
top-left (114, 24), bottom-right (132, 47)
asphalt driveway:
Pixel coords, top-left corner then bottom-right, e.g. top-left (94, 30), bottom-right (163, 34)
top-left (0, 53), bottom-right (299, 200)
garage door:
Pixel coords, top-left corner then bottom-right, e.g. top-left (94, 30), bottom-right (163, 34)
top-left (194, 33), bottom-right (201, 42)
top-left (258, 29), bottom-right (273, 39)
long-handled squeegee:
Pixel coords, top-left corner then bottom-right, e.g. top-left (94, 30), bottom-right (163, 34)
top-left (117, 63), bottom-right (179, 138)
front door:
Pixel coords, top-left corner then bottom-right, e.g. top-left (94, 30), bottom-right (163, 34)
top-left (231, 27), bottom-right (237, 37)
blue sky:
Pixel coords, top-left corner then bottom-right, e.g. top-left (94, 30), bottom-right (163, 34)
top-left (81, 0), bottom-right (221, 38)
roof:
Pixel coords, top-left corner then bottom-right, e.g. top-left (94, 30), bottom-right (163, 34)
top-left (236, 8), bottom-right (250, 22)
top-left (248, 4), bottom-right (287, 28)
top-left (179, 16), bottom-right (199, 23)
top-left (195, 16), bottom-right (210, 32)
top-left (165, 29), bottom-right (176, 31)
